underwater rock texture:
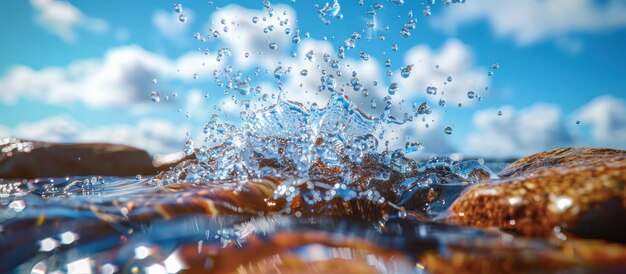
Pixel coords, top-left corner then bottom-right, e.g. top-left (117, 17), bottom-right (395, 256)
top-left (449, 147), bottom-right (626, 243)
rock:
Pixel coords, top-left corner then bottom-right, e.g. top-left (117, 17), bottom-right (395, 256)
top-left (448, 147), bottom-right (626, 243)
top-left (422, 239), bottom-right (626, 274)
top-left (179, 230), bottom-right (413, 274)
top-left (0, 138), bottom-right (188, 179)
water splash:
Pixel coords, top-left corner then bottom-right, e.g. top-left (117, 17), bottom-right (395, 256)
top-left (157, 92), bottom-right (497, 217)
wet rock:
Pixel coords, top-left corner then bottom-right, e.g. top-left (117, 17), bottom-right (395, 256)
top-left (449, 147), bottom-right (626, 243)
top-left (0, 138), bottom-right (188, 179)
top-left (179, 230), bottom-right (414, 274)
top-left (422, 239), bottom-right (626, 274)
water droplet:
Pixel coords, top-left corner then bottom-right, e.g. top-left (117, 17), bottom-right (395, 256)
top-left (238, 81), bottom-right (251, 95)
top-left (391, 44), bottom-right (399, 51)
top-left (150, 91), bottom-right (161, 103)
top-left (178, 13), bottom-right (187, 23)
top-left (400, 27), bottom-right (411, 38)
top-left (174, 3), bottom-right (183, 13)
top-left (351, 78), bottom-right (363, 92)
top-left (359, 51), bottom-right (370, 61)
top-left (401, 64), bottom-right (413, 78)
top-left (467, 91), bottom-right (475, 99)
top-left (423, 6), bottom-right (432, 16)
top-left (388, 83), bottom-right (398, 95)
top-left (405, 142), bottom-right (423, 153)
top-left (447, 76), bottom-right (452, 82)
top-left (488, 71), bottom-right (494, 76)
top-left (292, 29), bottom-right (301, 44)
top-left (269, 42), bottom-right (278, 50)
top-left (492, 62), bottom-right (500, 69)
top-left (438, 99), bottom-right (446, 107)
top-left (402, 23), bottom-right (415, 34)
top-left (300, 69), bottom-right (308, 76)
top-left (392, 0), bottom-right (404, 4)
top-left (384, 59), bottom-right (391, 67)
top-left (497, 110), bottom-right (503, 116)
top-left (306, 50), bottom-right (315, 62)
top-left (417, 102), bottom-right (430, 114)
top-left (274, 66), bottom-right (284, 79)
top-left (444, 126), bottom-right (453, 135)
top-left (343, 38), bottom-right (356, 49)
top-left (194, 32), bottom-right (205, 42)
top-left (252, 16), bottom-right (259, 23)
top-left (426, 86), bottom-right (437, 95)
top-left (576, 120), bottom-right (581, 125)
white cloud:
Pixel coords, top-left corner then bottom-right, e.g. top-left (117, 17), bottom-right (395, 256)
top-left (278, 39), bottom-right (387, 112)
top-left (392, 38), bottom-right (489, 107)
top-left (434, 0), bottom-right (626, 46)
top-left (0, 45), bottom-right (224, 108)
top-left (384, 110), bottom-right (457, 155)
top-left (205, 4), bottom-right (387, 115)
top-left (200, 5), bottom-right (488, 155)
top-left (207, 4), bottom-right (296, 70)
top-left (152, 9), bottom-right (193, 45)
top-left (30, 0), bottom-right (109, 42)
top-left (572, 95), bottom-right (626, 147)
top-left (215, 81), bottom-right (280, 117)
top-left (0, 115), bottom-right (191, 154)
top-left (274, 38), bottom-right (489, 121)
top-left (203, 5), bottom-right (489, 119)
top-left (467, 103), bottom-right (573, 157)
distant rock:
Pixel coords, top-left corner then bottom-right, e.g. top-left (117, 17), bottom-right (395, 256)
top-left (0, 138), bottom-right (188, 178)
top-left (449, 147), bottom-right (626, 243)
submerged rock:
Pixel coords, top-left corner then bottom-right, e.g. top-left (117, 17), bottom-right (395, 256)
top-left (0, 138), bottom-right (188, 178)
top-left (449, 147), bottom-right (626, 243)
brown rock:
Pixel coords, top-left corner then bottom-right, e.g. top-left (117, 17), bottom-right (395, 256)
top-left (178, 230), bottom-right (413, 274)
top-left (449, 147), bottom-right (626, 242)
top-left (0, 138), bottom-right (188, 179)
top-left (422, 239), bottom-right (626, 274)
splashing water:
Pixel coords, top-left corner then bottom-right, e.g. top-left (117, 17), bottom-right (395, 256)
top-left (148, 0), bottom-right (503, 218)
top-left (0, 0), bottom-right (530, 273)
top-left (156, 91), bottom-right (498, 218)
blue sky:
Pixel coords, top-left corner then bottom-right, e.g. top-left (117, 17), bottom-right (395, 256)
top-left (1, 0), bottom-right (625, 158)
